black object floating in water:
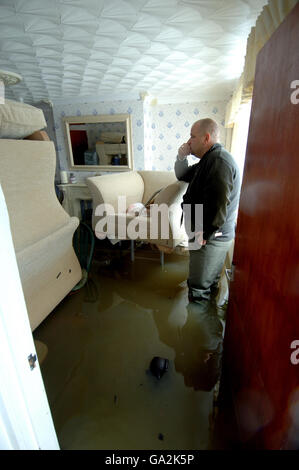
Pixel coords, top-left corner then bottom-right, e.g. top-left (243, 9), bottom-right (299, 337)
top-left (150, 357), bottom-right (169, 379)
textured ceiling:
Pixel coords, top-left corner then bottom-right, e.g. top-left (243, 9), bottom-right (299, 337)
top-left (0, 0), bottom-right (268, 104)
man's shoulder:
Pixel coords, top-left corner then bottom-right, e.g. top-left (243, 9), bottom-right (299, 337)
top-left (211, 144), bottom-right (233, 160)
top-left (211, 145), bottom-right (238, 170)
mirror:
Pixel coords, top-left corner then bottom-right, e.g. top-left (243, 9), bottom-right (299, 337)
top-left (63, 113), bottom-right (133, 171)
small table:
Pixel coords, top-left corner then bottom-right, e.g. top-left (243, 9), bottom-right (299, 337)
top-left (57, 183), bottom-right (92, 219)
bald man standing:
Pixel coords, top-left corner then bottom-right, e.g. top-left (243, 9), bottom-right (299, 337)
top-left (175, 118), bottom-right (241, 305)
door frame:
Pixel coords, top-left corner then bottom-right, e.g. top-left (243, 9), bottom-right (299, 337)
top-left (0, 185), bottom-right (59, 450)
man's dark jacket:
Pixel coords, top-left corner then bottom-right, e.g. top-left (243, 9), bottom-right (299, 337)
top-left (175, 143), bottom-right (241, 242)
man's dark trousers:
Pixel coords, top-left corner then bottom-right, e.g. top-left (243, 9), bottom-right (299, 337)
top-left (188, 239), bottom-right (232, 303)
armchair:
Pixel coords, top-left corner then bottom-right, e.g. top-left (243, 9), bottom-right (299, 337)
top-left (0, 99), bottom-right (81, 331)
top-left (86, 170), bottom-right (188, 263)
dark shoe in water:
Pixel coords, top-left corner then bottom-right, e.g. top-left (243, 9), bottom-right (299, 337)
top-left (150, 356), bottom-right (169, 379)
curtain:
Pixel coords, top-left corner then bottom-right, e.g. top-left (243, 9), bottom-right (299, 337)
top-left (243, 0), bottom-right (298, 98)
top-left (225, 73), bottom-right (244, 128)
top-left (225, 0), bottom-right (298, 127)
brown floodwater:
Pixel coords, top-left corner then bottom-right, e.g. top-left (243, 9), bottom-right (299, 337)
top-left (34, 243), bottom-right (224, 450)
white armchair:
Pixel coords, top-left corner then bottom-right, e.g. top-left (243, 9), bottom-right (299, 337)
top-left (0, 100), bottom-right (82, 331)
top-left (86, 170), bottom-right (188, 262)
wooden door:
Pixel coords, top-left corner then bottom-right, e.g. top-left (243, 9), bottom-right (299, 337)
top-left (218, 4), bottom-right (299, 450)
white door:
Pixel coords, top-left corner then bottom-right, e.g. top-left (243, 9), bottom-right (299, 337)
top-left (0, 185), bottom-right (59, 450)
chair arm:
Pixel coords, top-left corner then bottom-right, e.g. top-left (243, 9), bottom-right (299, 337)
top-left (152, 180), bottom-right (188, 249)
top-left (86, 172), bottom-right (145, 231)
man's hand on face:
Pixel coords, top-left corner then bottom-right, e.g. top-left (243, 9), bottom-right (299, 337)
top-left (195, 231), bottom-right (207, 247)
top-left (178, 142), bottom-right (190, 159)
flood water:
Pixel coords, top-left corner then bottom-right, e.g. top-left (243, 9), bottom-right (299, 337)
top-left (34, 243), bottom-right (225, 450)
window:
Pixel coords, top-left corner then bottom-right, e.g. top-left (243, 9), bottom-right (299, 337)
top-left (230, 101), bottom-right (252, 181)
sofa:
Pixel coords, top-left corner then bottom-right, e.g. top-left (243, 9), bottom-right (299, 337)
top-left (86, 170), bottom-right (189, 253)
top-left (0, 99), bottom-right (81, 331)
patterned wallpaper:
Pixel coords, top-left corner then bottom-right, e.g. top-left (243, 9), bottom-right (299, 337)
top-left (143, 100), bottom-right (228, 171)
top-left (52, 98), bottom-right (228, 181)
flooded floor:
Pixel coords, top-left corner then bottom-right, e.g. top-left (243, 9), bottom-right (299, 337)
top-left (34, 242), bottom-right (226, 450)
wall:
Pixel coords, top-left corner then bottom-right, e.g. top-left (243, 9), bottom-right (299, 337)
top-left (143, 100), bottom-right (228, 171)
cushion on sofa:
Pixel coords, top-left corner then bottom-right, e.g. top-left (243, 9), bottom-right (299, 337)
top-left (138, 170), bottom-right (177, 205)
top-left (87, 172), bottom-right (145, 213)
top-left (0, 99), bottom-right (46, 139)
top-left (0, 139), bottom-right (70, 252)
top-left (16, 217), bottom-right (81, 331)
top-left (154, 180), bottom-right (187, 206)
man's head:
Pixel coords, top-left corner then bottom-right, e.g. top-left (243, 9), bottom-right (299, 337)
top-left (187, 118), bottom-right (220, 158)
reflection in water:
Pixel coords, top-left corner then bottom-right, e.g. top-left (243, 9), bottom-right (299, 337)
top-left (153, 295), bottom-right (223, 392)
top-left (80, 277), bottom-right (99, 303)
top-left (174, 302), bottom-right (223, 391)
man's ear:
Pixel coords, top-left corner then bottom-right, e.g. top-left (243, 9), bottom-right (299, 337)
top-left (204, 133), bottom-right (210, 144)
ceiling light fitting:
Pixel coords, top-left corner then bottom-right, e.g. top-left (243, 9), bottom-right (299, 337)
top-left (0, 70), bottom-right (22, 86)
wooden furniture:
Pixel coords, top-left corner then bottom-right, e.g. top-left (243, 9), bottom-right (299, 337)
top-left (217, 4), bottom-right (299, 450)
